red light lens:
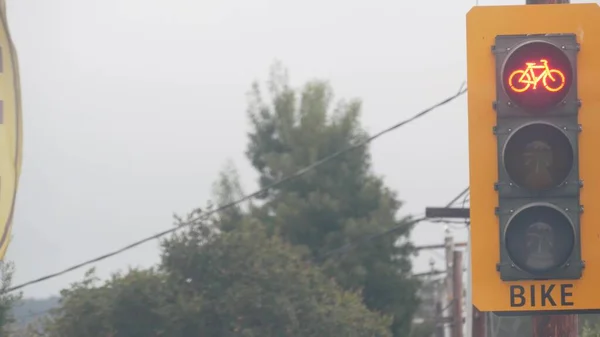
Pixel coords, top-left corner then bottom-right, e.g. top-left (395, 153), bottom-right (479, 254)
top-left (502, 41), bottom-right (573, 110)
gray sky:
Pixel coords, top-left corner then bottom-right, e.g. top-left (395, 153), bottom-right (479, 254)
top-left (5, 0), bottom-right (572, 299)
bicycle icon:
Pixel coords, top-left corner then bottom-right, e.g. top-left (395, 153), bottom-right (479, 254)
top-left (507, 59), bottom-right (566, 93)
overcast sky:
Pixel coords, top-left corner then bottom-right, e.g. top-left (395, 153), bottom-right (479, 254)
top-left (4, 0), bottom-right (584, 299)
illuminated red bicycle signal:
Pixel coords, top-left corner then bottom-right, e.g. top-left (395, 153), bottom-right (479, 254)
top-left (508, 59), bottom-right (566, 93)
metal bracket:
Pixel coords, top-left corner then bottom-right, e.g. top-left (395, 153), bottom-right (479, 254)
top-left (496, 261), bottom-right (518, 270)
top-left (495, 207), bottom-right (515, 216)
top-left (491, 45), bottom-right (510, 55)
top-left (490, 41), bottom-right (577, 54)
top-left (425, 207), bottom-right (470, 219)
top-left (558, 179), bottom-right (584, 189)
top-left (492, 126), bottom-right (513, 136)
top-left (562, 259), bottom-right (586, 269)
top-left (497, 204), bottom-right (582, 215)
top-left (560, 43), bottom-right (581, 52)
top-left (555, 125), bottom-right (581, 132)
top-left (562, 179), bottom-right (584, 188)
top-left (560, 205), bottom-right (584, 215)
top-left (496, 179), bottom-right (582, 191)
top-left (494, 181), bottom-right (516, 191)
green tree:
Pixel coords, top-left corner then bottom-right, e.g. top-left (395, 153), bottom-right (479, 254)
top-left (210, 160), bottom-right (247, 232)
top-left (36, 217), bottom-right (392, 337)
top-left (0, 262), bottom-right (22, 336)
top-left (242, 62), bottom-right (420, 336)
top-left (162, 218), bottom-right (393, 337)
top-left (579, 315), bottom-right (600, 337)
top-left (38, 267), bottom-right (166, 337)
top-left (583, 321), bottom-right (600, 337)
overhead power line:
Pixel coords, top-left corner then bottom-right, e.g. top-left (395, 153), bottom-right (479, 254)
top-left (3, 84), bottom-right (467, 294)
top-left (12, 186), bottom-right (471, 322)
top-left (321, 186), bottom-right (469, 259)
top-left (445, 187), bottom-right (469, 208)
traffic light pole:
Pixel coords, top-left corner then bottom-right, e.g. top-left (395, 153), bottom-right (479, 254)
top-left (517, 1), bottom-right (579, 337)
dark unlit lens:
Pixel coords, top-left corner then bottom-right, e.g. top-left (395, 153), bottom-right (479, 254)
top-left (504, 123), bottom-right (573, 190)
top-left (505, 205), bottom-right (574, 274)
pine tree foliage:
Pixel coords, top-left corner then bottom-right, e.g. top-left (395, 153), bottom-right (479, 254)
top-left (242, 62), bottom-right (420, 336)
top-left (0, 262), bottom-right (21, 336)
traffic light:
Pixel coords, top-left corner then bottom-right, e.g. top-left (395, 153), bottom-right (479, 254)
top-left (467, 3), bottom-right (600, 313)
top-left (493, 34), bottom-right (583, 281)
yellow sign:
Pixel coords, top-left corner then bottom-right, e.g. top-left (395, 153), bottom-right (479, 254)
top-left (467, 3), bottom-right (600, 313)
top-left (0, 0), bottom-right (22, 260)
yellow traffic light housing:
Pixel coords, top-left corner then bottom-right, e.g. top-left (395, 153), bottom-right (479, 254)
top-left (467, 3), bottom-right (600, 313)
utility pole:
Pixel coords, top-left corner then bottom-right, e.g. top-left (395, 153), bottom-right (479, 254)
top-left (430, 258), bottom-right (446, 337)
top-left (444, 227), bottom-right (455, 337)
top-left (523, 0), bottom-right (578, 335)
top-left (426, 207), bottom-right (479, 337)
top-left (414, 242), bottom-right (469, 337)
top-left (435, 301), bottom-right (445, 337)
top-left (452, 250), bottom-right (464, 337)
top-left (471, 308), bottom-right (485, 337)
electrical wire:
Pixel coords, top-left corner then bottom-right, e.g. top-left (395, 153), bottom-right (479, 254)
top-left (3, 85), bottom-right (467, 294)
top-left (12, 185), bottom-right (471, 323)
top-left (319, 186), bottom-right (470, 259)
top-left (319, 215), bottom-right (427, 259)
top-left (445, 187), bottom-right (469, 208)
